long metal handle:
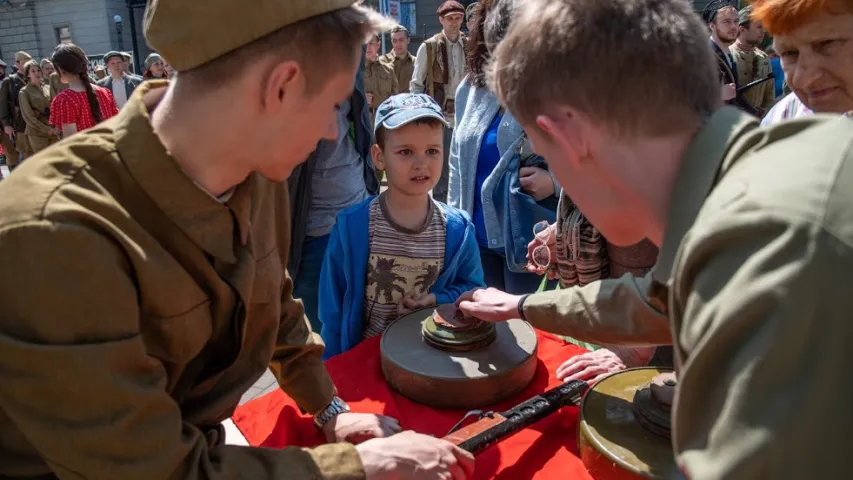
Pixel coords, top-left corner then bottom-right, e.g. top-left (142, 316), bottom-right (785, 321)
top-left (452, 380), bottom-right (589, 455)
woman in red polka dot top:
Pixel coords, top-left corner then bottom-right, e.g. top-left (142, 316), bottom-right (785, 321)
top-left (49, 44), bottom-right (119, 138)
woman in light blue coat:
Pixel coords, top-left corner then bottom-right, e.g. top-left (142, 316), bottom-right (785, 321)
top-left (448, 0), bottom-right (560, 294)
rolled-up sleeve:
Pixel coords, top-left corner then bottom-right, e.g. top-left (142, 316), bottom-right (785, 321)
top-left (522, 271), bottom-right (671, 347)
top-left (0, 221), bottom-right (363, 480)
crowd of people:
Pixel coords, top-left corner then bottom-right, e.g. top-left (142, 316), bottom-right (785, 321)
top-left (0, 0), bottom-right (850, 478)
top-left (0, 47), bottom-right (173, 171)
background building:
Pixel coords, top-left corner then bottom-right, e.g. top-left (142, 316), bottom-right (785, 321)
top-left (0, 0), bottom-right (149, 74)
top-left (2, 0), bottom-right (732, 75)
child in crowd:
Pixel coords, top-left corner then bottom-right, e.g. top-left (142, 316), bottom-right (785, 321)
top-left (319, 94), bottom-right (484, 359)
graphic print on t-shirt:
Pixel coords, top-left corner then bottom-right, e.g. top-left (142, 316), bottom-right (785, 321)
top-left (362, 195), bottom-right (446, 339)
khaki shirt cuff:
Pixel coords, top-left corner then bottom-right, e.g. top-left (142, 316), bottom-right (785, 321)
top-left (307, 443), bottom-right (366, 480)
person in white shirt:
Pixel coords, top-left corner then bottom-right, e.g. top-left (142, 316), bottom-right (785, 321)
top-left (96, 51), bottom-right (142, 110)
top-left (410, 0), bottom-right (467, 203)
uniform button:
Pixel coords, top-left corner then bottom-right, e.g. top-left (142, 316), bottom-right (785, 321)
top-left (490, 239), bottom-right (498, 246)
top-left (484, 198), bottom-right (490, 204)
top-left (503, 122), bottom-right (509, 127)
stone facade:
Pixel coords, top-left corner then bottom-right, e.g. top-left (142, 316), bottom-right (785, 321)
top-left (0, 0), bottom-right (148, 72)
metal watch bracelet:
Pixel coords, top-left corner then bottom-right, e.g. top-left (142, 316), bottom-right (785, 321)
top-left (313, 396), bottom-right (350, 429)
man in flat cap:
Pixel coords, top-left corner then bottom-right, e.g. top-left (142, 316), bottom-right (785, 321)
top-left (0, 2), bottom-right (474, 480)
top-left (97, 50), bottom-right (143, 109)
top-left (0, 51), bottom-right (33, 170)
top-left (411, 0), bottom-right (468, 202)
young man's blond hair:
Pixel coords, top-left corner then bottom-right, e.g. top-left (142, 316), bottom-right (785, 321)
top-left (489, 0), bottom-right (720, 137)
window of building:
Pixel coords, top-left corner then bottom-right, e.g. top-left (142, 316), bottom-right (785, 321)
top-left (55, 26), bottom-right (72, 45)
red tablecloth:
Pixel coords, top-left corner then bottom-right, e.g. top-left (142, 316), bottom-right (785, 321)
top-left (233, 331), bottom-right (593, 480)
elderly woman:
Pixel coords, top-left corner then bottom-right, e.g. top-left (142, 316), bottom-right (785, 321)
top-left (18, 60), bottom-right (59, 153)
top-left (759, 0), bottom-right (853, 125)
top-left (448, 0), bottom-right (560, 294)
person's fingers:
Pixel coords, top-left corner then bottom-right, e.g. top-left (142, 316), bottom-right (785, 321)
top-left (519, 167), bottom-right (537, 177)
top-left (447, 462), bottom-right (467, 480)
top-left (556, 358), bottom-right (587, 379)
top-left (450, 445), bottom-right (476, 479)
top-left (454, 289), bottom-right (479, 306)
top-left (566, 365), bottom-right (611, 382)
top-left (590, 372), bottom-right (614, 385)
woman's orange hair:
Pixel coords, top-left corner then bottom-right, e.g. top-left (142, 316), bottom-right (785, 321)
top-left (753, 0), bottom-right (852, 35)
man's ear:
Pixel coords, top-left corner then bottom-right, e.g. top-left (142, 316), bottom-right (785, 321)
top-left (262, 60), bottom-right (302, 113)
top-left (535, 108), bottom-right (590, 168)
top-left (371, 144), bottom-right (386, 171)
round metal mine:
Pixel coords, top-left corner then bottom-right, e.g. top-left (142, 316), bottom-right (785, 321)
top-left (381, 306), bottom-right (538, 409)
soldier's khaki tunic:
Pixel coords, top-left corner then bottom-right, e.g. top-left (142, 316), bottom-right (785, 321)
top-left (364, 58), bottom-right (398, 117)
top-left (380, 51), bottom-right (416, 95)
top-left (18, 83), bottom-right (57, 153)
top-left (523, 108), bottom-right (853, 477)
top-left (0, 83), bottom-right (364, 479)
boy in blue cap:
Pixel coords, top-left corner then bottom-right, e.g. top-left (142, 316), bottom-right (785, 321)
top-left (319, 93), bottom-right (484, 358)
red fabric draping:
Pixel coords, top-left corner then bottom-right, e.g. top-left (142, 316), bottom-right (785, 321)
top-left (232, 331), bottom-right (593, 480)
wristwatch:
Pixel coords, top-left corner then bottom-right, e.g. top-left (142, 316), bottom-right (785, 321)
top-left (314, 396), bottom-right (351, 429)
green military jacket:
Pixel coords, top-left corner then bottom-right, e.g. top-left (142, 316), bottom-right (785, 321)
top-left (380, 51), bottom-right (416, 95)
top-left (0, 83), bottom-right (364, 479)
top-left (364, 57), bottom-right (398, 112)
top-left (730, 44), bottom-right (776, 116)
top-left (523, 108), bottom-right (853, 477)
top-left (18, 83), bottom-right (53, 138)
top-left (0, 71), bottom-right (27, 132)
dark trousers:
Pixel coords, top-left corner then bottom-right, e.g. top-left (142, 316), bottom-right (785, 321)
top-left (292, 234), bottom-right (332, 333)
top-left (432, 126), bottom-right (453, 203)
top-left (479, 246), bottom-right (555, 295)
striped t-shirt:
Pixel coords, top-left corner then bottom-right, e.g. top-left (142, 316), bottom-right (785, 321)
top-left (362, 194), bottom-right (446, 339)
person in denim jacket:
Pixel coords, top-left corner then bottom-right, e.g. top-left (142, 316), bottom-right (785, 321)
top-left (448, 0), bottom-right (560, 294)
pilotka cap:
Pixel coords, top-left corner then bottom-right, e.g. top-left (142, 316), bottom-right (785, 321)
top-left (144, 0), bottom-right (358, 71)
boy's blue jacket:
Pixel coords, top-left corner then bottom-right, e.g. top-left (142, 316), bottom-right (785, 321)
top-left (319, 197), bottom-right (485, 359)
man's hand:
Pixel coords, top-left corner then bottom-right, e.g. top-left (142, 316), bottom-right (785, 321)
top-left (398, 292), bottom-right (437, 316)
top-left (519, 167), bottom-right (555, 201)
top-left (721, 83), bottom-right (737, 102)
top-left (556, 347), bottom-right (656, 385)
top-left (357, 431), bottom-right (475, 480)
top-left (526, 222), bottom-right (559, 278)
top-left (366, 93), bottom-right (375, 107)
top-left (456, 288), bottom-right (522, 323)
top-left (322, 412), bottom-right (402, 444)
top-left (3, 125), bottom-right (14, 139)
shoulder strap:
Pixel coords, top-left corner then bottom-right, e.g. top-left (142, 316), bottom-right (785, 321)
top-left (426, 41), bottom-right (436, 98)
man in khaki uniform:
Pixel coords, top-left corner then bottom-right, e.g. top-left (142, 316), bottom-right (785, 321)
top-left (458, 0), bottom-right (853, 476)
top-left (0, 1), bottom-right (474, 479)
top-left (364, 33), bottom-right (398, 121)
top-left (730, 7), bottom-right (775, 116)
top-left (380, 25), bottom-right (416, 95)
top-left (0, 51), bottom-right (33, 169)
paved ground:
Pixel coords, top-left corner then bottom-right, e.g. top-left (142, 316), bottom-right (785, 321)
top-left (240, 369), bottom-right (279, 405)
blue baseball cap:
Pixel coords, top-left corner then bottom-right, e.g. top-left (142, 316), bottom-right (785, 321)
top-left (373, 93), bottom-right (449, 136)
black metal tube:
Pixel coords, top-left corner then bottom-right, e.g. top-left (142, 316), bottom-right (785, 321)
top-left (457, 380), bottom-right (589, 455)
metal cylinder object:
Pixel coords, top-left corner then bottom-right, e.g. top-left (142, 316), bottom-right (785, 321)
top-left (380, 306), bottom-right (538, 409)
top-left (578, 367), bottom-right (679, 480)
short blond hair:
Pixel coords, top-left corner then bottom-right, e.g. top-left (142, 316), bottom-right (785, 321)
top-left (489, 0), bottom-right (720, 137)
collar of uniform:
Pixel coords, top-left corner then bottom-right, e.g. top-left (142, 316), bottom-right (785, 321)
top-left (114, 80), bottom-right (243, 263)
top-left (653, 107), bottom-right (757, 285)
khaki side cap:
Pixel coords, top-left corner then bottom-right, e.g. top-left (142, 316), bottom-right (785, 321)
top-left (144, 0), bottom-right (357, 71)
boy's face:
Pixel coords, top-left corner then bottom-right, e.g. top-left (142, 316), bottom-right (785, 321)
top-left (373, 122), bottom-right (444, 197)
